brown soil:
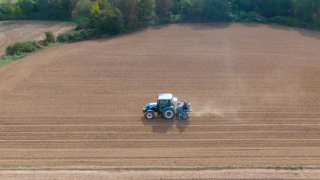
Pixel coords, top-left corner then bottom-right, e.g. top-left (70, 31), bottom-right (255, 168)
top-left (2, 168), bottom-right (320, 180)
top-left (0, 20), bottom-right (75, 56)
top-left (1, 23), bottom-right (320, 176)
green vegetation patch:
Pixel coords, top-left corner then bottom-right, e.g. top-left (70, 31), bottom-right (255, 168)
top-left (0, 0), bottom-right (18, 4)
top-left (6, 41), bottom-right (43, 56)
top-left (269, 16), bottom-right (306, 27)
top-left (269, 16), bottom-right (320, 30)
top-left (233, 11), bottom-right (269, 23)
top-left (1, 42), bottom-right (63, 66)
top-left (0, 54), bottom-right (28, 66)
top-left (57, 29), bottom-right (101, 42)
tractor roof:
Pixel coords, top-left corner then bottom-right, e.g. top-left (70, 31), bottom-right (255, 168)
top-left (158, 93), bottom-right (173, 100)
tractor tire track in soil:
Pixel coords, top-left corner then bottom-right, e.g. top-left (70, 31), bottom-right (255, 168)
top-left (1, 23), bottom-right (320, 177)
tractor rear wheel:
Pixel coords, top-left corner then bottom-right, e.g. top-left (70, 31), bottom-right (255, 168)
top-left (162, 109), bottom-right (175, 119)
top-left (145, 111), bottom-right (155, 119)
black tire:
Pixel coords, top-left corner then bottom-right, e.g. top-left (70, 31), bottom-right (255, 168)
top-left (145, 111), bottom-right (155, 119)
top-left (162, 109), bottom-right (175, 119)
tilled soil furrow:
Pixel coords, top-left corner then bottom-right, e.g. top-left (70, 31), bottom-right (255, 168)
top-left (1, 140), bottom-right (320, 149)
top-left (1, 169), bottom-right (319, 180)
top-left (1, 131), bottom-right (320, 140)
top-left (0, 125), bottom-right (319, 132)
top-left (1, 157), bottom-right (320, 166)
top-left (2, 156), bottom-right (320, 160)
top-left (1, 117), bottom-right (320, 125)
top-left (1, 148), bottom-right (320, 158)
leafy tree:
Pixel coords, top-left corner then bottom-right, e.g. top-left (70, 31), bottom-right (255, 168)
top-left (201, 0), bottom-right (230, 21)
top-left (107, 0), bottom-right (115, 5)
top-left (180, 0), bottom-right (191, 16)
top-left (72, 0), bottom-right (93, 21)
top-left (171, 0), bottom-right (181, 14)
top-left (294, 0), bottom-right (320, 23)
top-left (34, 0), bottom-right (63, 12)
top-left (231, 0), bottom-right (257, 12)
top-left (91, 2), bottom-right (123, 34)
top-left (136, 0), bottom-right (155, 25)
top-left (95, 0), bottom-right (109, 10)
top-left (254, 0), bottom-right (293, 18)
top-left (156, 0), bottom-right (174, 23)
top-left (70, 0), bottom-right (81, 12)
top-left (116, 0), bottom-right (138, 29)
top-left (2, 3), bottom-right (15, 15)
top-left (232, 0), bottom-right (293, 18)
top-left (188, 0), bottom-right (202, 21)
top-left (316, 8), bottom-right (320, 23)
top-left (91, 0), bottom-right (100, 20)
top-left (60, 0), bottom-right (71, 11)
top-left (182, 0), bottom-right (230, 22)
top-left (72, 0), bottom-right (92, 29)
top-left (30, 0), bottom-right (72, 20)
top-left (270, 0), bottom-right (293, 16)
top-left (15, 6), bottom-right (23, 14)
top-left (16, 0), bottom-right (35, 14)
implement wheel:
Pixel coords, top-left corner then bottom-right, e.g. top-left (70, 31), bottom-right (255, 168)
top-left (182, 112), bottom-right (189, 120)
top-left (162, 109), bottom-right (175, 119)
top-left (145, 111), bottom-right (155, 119)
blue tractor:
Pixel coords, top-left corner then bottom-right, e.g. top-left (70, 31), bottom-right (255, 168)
top-left (143, 93), bottom-right (192, 120)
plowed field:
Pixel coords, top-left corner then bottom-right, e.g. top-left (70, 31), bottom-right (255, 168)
top-left (1, 23), bottom-right (320, 174)
top-left (0, 20), bottom-right (75, 56)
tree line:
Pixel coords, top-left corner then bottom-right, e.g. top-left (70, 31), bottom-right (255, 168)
top-left (1, 0), bottom-right (320, 34)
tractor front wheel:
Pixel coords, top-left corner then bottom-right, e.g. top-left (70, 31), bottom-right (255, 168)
top-left (145, 111), bottom-right (155, 119)
top-left (162, 109), bottom-right (175, 119)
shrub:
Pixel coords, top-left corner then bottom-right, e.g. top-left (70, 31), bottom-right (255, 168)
top-left (243, 11), bottom-right (268, 23)
top-left (170, 13), bottom-right (182, 23)
top-left (286, 18), bottom-right (306, 27)
top-left (57, 29), bottom-right (101, 42)
top-left (45, 31), bottom-right (56, 43)
top-left (75, 17), bottom-right (92, 30)
top-left (232, 11), bottom-right (268, 23)
top-left (268, 16), bottom-right (288, 24)
top-left (6, 41), bottom-right (43, 55)
top-left (269, 16), bottom-right (311, 28)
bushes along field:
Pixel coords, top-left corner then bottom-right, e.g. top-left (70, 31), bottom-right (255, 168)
top-left (6, 41), bottom-right (43, 56)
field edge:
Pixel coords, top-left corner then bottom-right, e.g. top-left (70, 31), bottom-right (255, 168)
top-left (1, 165), bottom-right (320, 171)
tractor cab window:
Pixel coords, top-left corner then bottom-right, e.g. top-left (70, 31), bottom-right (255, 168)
top-left (158, 100), bottom-right (171, 112)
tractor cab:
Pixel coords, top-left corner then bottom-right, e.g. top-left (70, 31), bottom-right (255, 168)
top-left (157, 94), bottom-right (175, 113)
top-left (143, 93), bottom-right (177, 119)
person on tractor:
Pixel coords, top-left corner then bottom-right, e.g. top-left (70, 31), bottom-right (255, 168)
top-left (183, 101), bottom-right (188, 107)
top-left (179, 100), bottom-right (189, 111)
